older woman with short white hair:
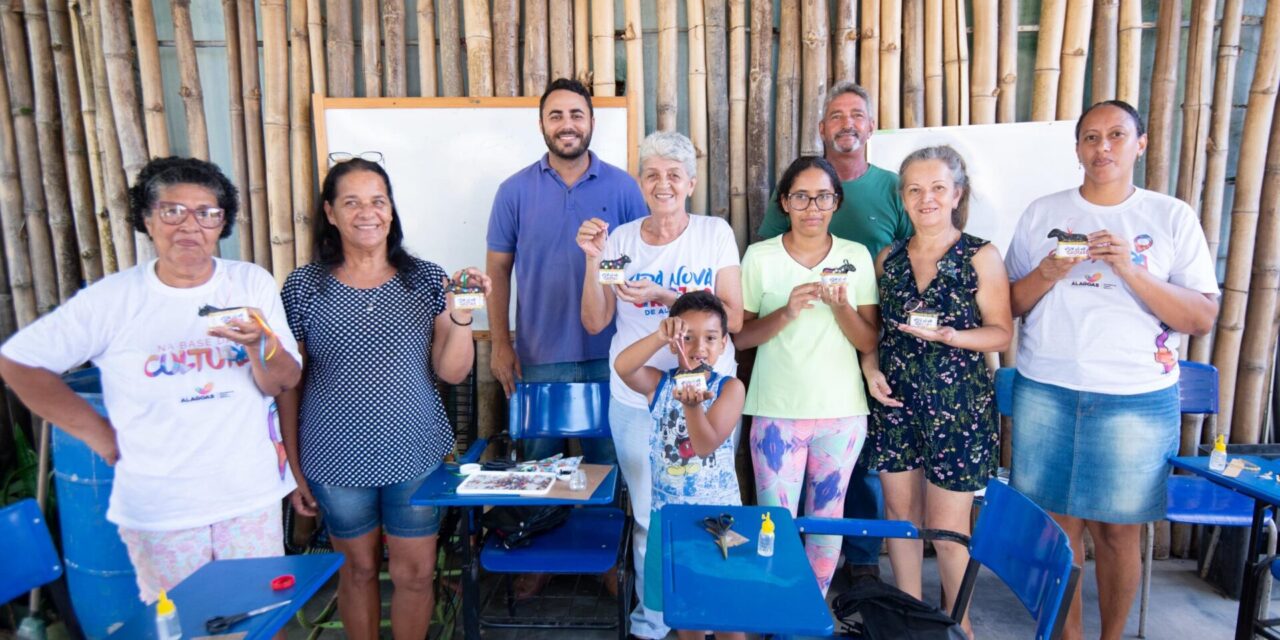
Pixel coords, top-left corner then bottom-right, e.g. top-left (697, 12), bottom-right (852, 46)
top-left (577, 131), bottom-right (742, 640)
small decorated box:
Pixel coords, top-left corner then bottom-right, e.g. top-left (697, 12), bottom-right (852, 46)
top-left (1048, 228), bottom-right (1089, 258)
top-left (908, 310), bottom-right (940, 329)
top-left (198, 305), bottom-right (252, 330)
top-left (820, 259), bottom-right (857, 287)
top-left (445, 278), bottom-right (486, 310)
top-left (674, 364), bottom-right (711, 393)
top-left (599, 255), bottom-right (631, 285)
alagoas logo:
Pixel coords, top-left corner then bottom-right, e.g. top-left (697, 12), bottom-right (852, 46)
top-left (179, 381), bottom-right (234, 404)
top-left (1070, 272), bottom-right (1116, 290)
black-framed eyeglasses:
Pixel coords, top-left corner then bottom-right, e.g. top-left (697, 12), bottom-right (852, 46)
top-left (149, 202), bottom-right (226, 229)
top-left (783, 192), bottom-right (839, 211)
top-left (328, 151), bottom-right (385, 167)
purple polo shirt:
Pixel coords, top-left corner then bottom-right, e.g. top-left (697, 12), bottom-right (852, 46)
top-left (487, 151), bottom-right (647, 366)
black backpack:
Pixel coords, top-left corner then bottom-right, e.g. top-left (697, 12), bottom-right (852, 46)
top-left (832, 576), bottom-right (968, 639)
top-left (481, 505), bottom-right (571, 550)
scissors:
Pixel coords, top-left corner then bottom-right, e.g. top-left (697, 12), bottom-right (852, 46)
top-left (205, 599), bottom-right (292, 633)
top-left (702, 513), bottom-right (735, 559)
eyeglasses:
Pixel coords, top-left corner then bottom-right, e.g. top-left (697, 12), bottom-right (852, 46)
top-left (149, 202), bottom-right (226, 229)
top-left (783, 192), bottom-right (839, 211)
top-left (328, 151), bottom-right (385, 167)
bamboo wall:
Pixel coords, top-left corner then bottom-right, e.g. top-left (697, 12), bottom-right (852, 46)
top-left (0, 0), bottom-right (1278, 451)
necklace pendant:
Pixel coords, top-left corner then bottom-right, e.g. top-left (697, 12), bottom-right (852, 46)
top-left (365, 302), bottom-right (375, 312)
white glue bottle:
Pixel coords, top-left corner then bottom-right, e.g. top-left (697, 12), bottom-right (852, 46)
top-left (1209, 434), bottom-right (1228, 473)
top-left (757, 513), bottom-right (775, 557)
top-left (155, 589), bottom-right (182, 639)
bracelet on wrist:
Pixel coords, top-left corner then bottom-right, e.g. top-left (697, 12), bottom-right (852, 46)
top-left (450, 312), bottom-right (474, 327)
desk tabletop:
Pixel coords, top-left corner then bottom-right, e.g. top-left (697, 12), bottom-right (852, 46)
top-left (1170, 455), bottom-right (1280, 506)
top-left (410, 463), bottom-right (618, 507)
top-left (660, 504), bottom-right (834, 636)
top-left (109, 554), bottom-right (343, 640)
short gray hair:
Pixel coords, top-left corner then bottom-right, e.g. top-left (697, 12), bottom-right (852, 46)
top-left (638, 131), bottom-right (697, 178)
top-left (898, 145), bottom-right (971, 230)
top-left (822, 81), bottom-right (875, 121)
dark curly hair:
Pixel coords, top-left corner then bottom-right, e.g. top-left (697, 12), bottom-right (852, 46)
top-left (313, 158), bottom-right (417, 275)
top-left (128, 156), bottom-right (238, 239)
top-left (669, 289), bottom-right (728, 335)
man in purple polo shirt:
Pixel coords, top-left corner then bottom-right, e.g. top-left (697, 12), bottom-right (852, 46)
top-left (487, 78), bottom-right (647, 466)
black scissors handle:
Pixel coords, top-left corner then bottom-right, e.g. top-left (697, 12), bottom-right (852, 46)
top-left (205, 612), bottom-right (248, 633)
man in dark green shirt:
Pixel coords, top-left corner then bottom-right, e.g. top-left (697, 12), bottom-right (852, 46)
top-left (757, 82), bottom-right (912, 581)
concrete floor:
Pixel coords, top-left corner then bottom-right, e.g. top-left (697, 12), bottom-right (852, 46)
top-left (285, 554), bottom-right (1249, 639)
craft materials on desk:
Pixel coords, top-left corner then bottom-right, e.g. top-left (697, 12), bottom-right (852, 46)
top-left (703, 513), bottom-right (748, 560)
top-left (757, 513), bottom-right (775, 557)
top-left (1211, 434), bottom-right (1228, 472)
top-left (204, 600), bottom-right (291, 634)
top-left (155, 590), bottom-right (181, 640)
top-left (457, 471), bottom-right (557, 495)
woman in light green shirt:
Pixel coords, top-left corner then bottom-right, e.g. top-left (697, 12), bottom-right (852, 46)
top-left (736, 156), bottom-right (880, 594)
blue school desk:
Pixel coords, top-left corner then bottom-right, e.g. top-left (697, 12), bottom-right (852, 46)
top-left (660, 504), bottom-right (834, 636)
top-left (410, 462), bottom-right (620, 640)
top-left (108, 553), bottom-right (343, 639)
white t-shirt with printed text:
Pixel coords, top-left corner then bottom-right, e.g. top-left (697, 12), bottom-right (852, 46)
top-left (1, 259), bottom-right (301, 531)
top-left (604, 214), bottom-right (740, 409)
top-left (1005, 187), bottom-right (1218, 394)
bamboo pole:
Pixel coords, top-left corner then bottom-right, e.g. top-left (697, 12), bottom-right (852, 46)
top-left (942, 0), bottom-right (960, 125)
top-left (657, 0), bottom-right (678, 132)
top-left (970, 0), bottom-right (996, 124)
top-left (549, 0), bottom-right (572, 81)
top-left (417, 0), bottom-right (437, 95)
top-left (1054, 0), bottom-right (1090, 120)
top-left (308, 0), bottom-right (325, 94)
top-left (574, 0), bottom-right (589, 86)
top-left (923, 0), bottom-right (940, 126)
top-left (1175, 0), bottom-right (1215, 210)
top-left (954, 0), bottom-right (968, 125)
top-left (1145, 0), bottom-right (1179, 195)
top-left (291, 0), bottom-right (314, 266)
top-left (172, 0), bottom-right (209, 160)
top-left (1116, 0), bottom-right (1140, 106)
top-left (382, 0), bottom-right (406, 97)
top-left (1234, 107), bottom-right (1280, 445)
top-left (996, 0), bottom-right (1016, 123)
top-left (728, 0), bottom-right (746, 247)
top-left (223, 0), bottom-right (253, 264)
top-left (240, 0), bottom-right (271, 271)
top-left (67, 0), bottom-right (114, 274)
top-left (1212, 0), bottom-right (1280, 442)
top-left (1090, 0), bottom-right (1117, 103)
top-left (2, 0), bottom-right (58, 312)
top-left (0, 22), bottom-right (37, 326)
top-left (47, 0), bottom-right (101, 283)
top-left (96, 0), bottom-right (149, 263)
top-left (261, 0), bottom-right (294, 281)
top-left (860, 0), bottom-right (879, 114)
top-left (705, 0), bottom-right (729, 220)
top-left (131, 0), bottom-right (168, 157)
top-left (493, 0), bottom-right (518, 96)
top-left (901, 0), bottom-right (922, 128)
top-left (22, 0), bottom-right (79, 301)
top-left (834, 0), bottom-right (856, 84)
top-left (879, 0), bottom-right (900, 129)
top-left (747, 0), bottom-right (772, 238)
top-left (1030, 0), bottom-right (1066, 121)
top-left (524, 0), bottom-right (549, 95)
top-left (590, 0), bottom-right (614, 96)
top-left (438, 0), bottom-right (463, 96)
top-left (687, 0), bottom-right (708, 212)
top-left (463, 0), bottom-right (495, 96)
top-left (327, 0), bottom-right (355, 97)
top-left (622, 0), bottom-right (642, 173)
top-left (87, 0), bottom-right (131, 269)
top-left (775, 0), bottom-right (799, 180)
top-left (801, 0), bottom-right (830, 153)
top-left (360, 0), bottom-right (381, 96)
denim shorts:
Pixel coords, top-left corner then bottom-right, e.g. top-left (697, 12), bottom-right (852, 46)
top-left (309, 465), bottom-right (442, 539)
top-left (1009, 373), bottom-right (1179, 524)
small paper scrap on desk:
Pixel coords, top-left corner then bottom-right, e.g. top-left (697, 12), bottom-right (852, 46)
top-left (195, 634), bottom-right (246, 640)
top-left (1225, 458), bottom-right (1246, 477)
top-left (722, 530), bottom-right (749, 548)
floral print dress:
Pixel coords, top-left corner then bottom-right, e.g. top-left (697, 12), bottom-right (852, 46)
top-left (869, 233), bottom-right (997, 492)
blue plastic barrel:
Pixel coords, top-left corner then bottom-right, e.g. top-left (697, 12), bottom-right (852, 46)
top-left (51, 368), bottom-right (141, 638)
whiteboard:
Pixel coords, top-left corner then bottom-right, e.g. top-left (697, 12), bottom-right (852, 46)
top-left (316, 96), bottom-right (633, 330)
top-left (867, 120), bottom-right (1083, 255)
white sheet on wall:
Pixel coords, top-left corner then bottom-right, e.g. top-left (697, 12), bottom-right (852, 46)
top-left (320, 98), bottom-right (631, 330)
top-left (867, 120), bottom-right (1084, 255)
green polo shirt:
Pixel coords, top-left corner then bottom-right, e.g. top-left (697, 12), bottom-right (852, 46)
top-left (758, 164), bottom-right (913, 258)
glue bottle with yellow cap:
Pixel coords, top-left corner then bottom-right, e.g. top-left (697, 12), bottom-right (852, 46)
top-left (1210, 434), bottom-right (1228, 473)
top-left (758, 512), bottom-right (775, 557)
top-left (155, 589), bottom-right (182, 639)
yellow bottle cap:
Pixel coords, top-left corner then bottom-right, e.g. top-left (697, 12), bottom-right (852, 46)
top-left (1214, 434), bottom-right (1226, 452)
top-left (761, 512), bottom-right (775, 534)
top-left (156, 589), bottom-right (175, 616)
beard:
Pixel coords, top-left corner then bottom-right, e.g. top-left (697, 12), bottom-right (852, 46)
top-left (826, 129), bottom-right (863, 154)
top-left (543, 127), bottom-right (594, 160)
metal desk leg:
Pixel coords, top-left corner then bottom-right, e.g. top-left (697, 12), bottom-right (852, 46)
top-left (1236, 501), bottom-right (1266, 640)
top-left (462, 506), bottom-right (481, 639)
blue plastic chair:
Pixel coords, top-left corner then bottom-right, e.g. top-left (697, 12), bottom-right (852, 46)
top-left (478, 382), bottom-right (631, 637)
top-left (0, 498), bottom-right (63, 604)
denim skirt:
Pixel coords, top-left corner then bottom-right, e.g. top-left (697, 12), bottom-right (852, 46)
top-left (1009, 372), bottom-right (1179, 524)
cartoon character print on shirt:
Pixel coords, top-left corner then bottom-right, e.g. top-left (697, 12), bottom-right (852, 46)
top-left (1132, 234), bottom-right (1154, 270)
top-left (660, 404), bottom-right (718, 477)
top-left (1154, 324), bottom-right (1176, 374)
top-left (267, 400), bottom-right (287, 480)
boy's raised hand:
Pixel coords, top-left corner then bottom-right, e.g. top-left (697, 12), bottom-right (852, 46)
top-left (657, 316), bottom-right (688, 344)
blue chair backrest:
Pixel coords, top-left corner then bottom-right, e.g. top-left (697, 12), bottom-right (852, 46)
top-left (995, 360), bottom-right (1216, 417)
top-left (508, 382), bottom-right (612, 441)
top-left (970, 480), bottom-right (1076, 640)
top-left (995, 367), bottom-right (1015, 417)
top-left (0, 498), bottom-right (63, 603)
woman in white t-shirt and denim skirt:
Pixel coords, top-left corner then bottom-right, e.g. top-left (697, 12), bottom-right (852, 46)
top-left (1005, 100), bottom-right (1219, 640)
top-left (578, 131), bottom-right (743, 640)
